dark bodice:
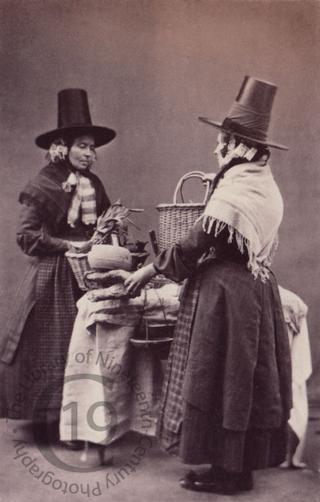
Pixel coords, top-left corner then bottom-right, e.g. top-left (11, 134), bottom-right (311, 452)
top-left (16, 203), bottom-right (98, 256)
top-left (17, 162), bottom-right (110, 256)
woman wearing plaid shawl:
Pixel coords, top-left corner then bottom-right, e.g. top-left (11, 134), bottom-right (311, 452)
top-left (124, 77), bottom-right (292, 494)
top-left (0, 90), bottom-right (115, 433)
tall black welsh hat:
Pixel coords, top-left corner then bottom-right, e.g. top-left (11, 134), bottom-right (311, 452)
top-left (199, 76), bottom-right (288, 151)
top-left (35, 88), bottom-right (116, 149)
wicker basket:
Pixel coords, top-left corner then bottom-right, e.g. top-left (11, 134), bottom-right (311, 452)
top-left (130, 321), bottom-right (175, 356)
top-left (156, 171), bottom-right (211, 251)
top-left (65, 252), bottom-right (91, 291)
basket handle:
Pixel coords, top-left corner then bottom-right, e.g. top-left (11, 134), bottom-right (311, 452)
top-left (173, 171), bottom-right (211, 204)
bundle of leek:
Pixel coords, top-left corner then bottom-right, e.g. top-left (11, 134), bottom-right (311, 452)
top-left (76, 200), bottom-right (143, 253)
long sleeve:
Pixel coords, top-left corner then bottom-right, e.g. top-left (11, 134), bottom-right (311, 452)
top-left (17, 203), bottom-right (69, 256)
top-left (153, 219), bottom-right (249, 282)
top-left (153, 219), bottom-right (216, 282)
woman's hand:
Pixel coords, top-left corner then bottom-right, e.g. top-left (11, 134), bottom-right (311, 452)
top-left (124, 263), bottom-right (156, 296)
top-left (66, 241), bottom-right (92, 253)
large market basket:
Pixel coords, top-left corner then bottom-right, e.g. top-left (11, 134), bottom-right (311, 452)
top-left (156, 171), bottom-right (211, 252)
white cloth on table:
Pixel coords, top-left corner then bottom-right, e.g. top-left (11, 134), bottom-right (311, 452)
top-left (84, 283), bottom-right (181, 327)
top-left (59, 283), bottom-right (181, 445)
top-left (279, 285), bottom-right (312, 464)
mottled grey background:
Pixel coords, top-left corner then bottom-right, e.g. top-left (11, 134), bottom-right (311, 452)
top-left (0, 0), bottom-right (319, 398)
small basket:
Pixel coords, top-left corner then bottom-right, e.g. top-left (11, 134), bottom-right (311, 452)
top-left (156, 171), bottom-right (211, 251)
top-left (130, 320), bottom-right (175, 358)
top-left (65, 252), bottom-right (91, 291)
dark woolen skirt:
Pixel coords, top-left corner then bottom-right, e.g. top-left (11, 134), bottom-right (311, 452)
top-left (157, 258), bottom-right (292, 472)
top-left (180, 404), bottom-right (288, 472)
top-left (0, 255), bottom-right (81, 421)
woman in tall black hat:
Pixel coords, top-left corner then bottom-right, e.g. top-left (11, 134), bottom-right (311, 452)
top-left (0, 89), bottom-right (116, 430)
top-left (123, 77), bottom-right (292, 493)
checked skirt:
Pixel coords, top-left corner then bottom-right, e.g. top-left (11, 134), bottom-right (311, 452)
top-left (0, 254), bottom-right (81, 421)
top-left (156, 274), bottom-right (201, 452)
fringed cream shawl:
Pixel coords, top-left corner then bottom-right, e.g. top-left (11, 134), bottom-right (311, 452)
top-left (202, 162), bottom-right (283, 280)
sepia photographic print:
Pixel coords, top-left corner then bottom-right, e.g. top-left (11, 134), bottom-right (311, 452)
top-left (0, 1), bottom-right (319, 500)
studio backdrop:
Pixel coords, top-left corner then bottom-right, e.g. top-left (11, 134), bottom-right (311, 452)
top-left (0, 0), bottom-right (319, 398)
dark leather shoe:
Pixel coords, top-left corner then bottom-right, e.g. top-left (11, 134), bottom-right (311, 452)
top-left (179, 468), bottom-right (222, 492)
top-left (180, 472), bottom-right (253, 494)
top-left (180, 465), bottom-right (228, 485)
top-left (179, 471), bottom-right (197, 490)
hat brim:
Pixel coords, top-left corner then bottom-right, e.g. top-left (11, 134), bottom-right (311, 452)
top-left (198, 117), bottom-right (288, 151)
top-left (35, 125), bottom-right (116, 150)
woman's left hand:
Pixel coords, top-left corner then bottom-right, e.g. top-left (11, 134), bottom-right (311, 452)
top-left (124, 263), bottom-right (156, 297)
top-left (69, 241), bottom-right (92, 253)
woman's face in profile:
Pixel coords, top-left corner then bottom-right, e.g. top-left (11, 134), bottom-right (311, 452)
top-left (214, 132), bottom-right (230, 168)
top-left (68, 135), bottom-right (96, 171)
